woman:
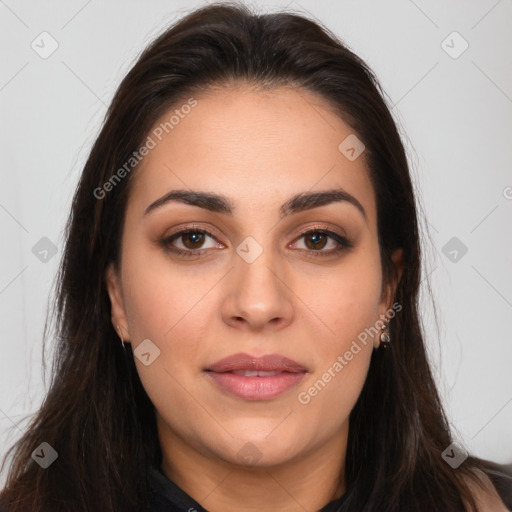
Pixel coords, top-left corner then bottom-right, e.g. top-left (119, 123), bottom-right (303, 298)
top-left (1, 3), bottom-right (510, 511)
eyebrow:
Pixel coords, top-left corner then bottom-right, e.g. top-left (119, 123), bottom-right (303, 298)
top-left (144, 188), bottom-right (367, 221)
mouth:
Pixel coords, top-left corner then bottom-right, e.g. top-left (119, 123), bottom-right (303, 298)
top-left (226, 370), bottom-right (288, 377)
top-left (204, 353), bottom-right (307, 400)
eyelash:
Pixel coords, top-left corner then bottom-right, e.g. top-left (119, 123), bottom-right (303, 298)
top-left (161, 225), bottom-right (353, 259)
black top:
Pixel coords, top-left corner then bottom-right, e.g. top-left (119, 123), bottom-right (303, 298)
top-left (147, 465), bottom-right (348, 511)
top-left (1, 461), bottom-right (510, 511)
top-left (147, 462), bottom-right (512, 511)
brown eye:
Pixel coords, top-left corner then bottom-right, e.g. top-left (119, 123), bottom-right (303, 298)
top-left (180, 231), bottom-right (207, 250)
top-left (161, 227), bottom-right (224, 258)
top-left (291, 228), bottom-right (353, 257)
top-left (304, 232), bottom-right (329, 250)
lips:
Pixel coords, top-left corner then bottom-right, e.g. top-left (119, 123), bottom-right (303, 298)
top-left (205, 353), bottom-right (307, 400)
top-left (206, 353), bottom-right (307, 373)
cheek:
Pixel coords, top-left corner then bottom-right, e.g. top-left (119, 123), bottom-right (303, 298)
top-left (120, 242), bottom-right (216, 342)
top-left (119, 246), bottom-right (222, 402)
top-left (299, 244), bottom-right (384, 351)
top-left (295, 344), bottom-right (372, 441)
top-left (299, 251), bottom-right (382, 392)
top-left (293, 244), bottom-right (383, 410)
top-left (120, 257), bottom-right (215, 428)
top-left (294, 276), bottom-right (381, 432)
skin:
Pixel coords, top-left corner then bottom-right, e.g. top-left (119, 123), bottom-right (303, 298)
top-left (465, 471), bottom-right (509, 512)
top-left (106, 84), bottom-right (404, 512)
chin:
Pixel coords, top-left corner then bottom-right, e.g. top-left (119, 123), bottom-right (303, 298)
top-left (221, 432), bottom-right (307, 468)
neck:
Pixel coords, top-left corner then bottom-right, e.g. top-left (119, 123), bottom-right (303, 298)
top-left (158, 416), bottom-right (347, 512)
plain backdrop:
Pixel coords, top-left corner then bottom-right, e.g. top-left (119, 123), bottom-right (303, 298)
top-left (1, 0), bottom-right (511, 482)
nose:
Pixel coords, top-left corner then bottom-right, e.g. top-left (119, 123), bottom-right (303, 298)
top-left (221, 247), bottom-right (294, 333)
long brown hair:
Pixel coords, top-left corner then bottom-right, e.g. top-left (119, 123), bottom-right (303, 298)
top-left (0, 3), bottom-right (506, 511)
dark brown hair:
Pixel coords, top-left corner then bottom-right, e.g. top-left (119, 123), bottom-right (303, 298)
top-left (1, 3), bottom-right (508, 511)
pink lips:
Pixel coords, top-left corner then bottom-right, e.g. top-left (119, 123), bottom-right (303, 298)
top-left (205, 353), bottom-right (307, 400)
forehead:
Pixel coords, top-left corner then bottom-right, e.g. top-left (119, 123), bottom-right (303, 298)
top-left (129, 85), bottom-right (376, 224)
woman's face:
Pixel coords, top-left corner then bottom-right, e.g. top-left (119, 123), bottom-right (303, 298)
top-left (107, 85), bottom-right (401, 470)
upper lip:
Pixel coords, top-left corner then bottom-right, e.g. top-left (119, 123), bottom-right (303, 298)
top-left (206, 353), bottom-right (307, 373)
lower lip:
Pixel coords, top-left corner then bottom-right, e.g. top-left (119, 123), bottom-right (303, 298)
top-left (206, 371), bottom-right (306, 400)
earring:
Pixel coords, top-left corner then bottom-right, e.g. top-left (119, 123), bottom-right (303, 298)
top-left (116, 324), bottom-right (125, 348)
top-left (379, 320), bottom-right (391, 349)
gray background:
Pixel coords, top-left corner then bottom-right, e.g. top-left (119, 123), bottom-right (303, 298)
top-left (1, 0), bottom-right (511, 481)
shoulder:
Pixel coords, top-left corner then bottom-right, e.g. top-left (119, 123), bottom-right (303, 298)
top-left (464, 469), bottom-right (510, 512)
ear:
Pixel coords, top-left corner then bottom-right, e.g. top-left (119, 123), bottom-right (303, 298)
top-left (379, 247), bottom-right (404, 312)
top-left (105, 263), bottom-right (131, 343)
top-left (374, 248), bottom-right (403, 348)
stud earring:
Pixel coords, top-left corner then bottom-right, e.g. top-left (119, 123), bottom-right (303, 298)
top-left (379, 320), bottom-right (391, 349)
